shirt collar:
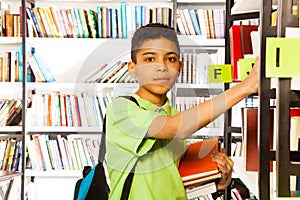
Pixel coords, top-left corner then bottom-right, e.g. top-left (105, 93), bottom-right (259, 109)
top-left (131, 93), bottom-right (171, 115)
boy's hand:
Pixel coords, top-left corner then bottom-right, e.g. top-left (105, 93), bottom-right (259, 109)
top-left (241, 56), bottom-right (259, 95)
top-left (212, 148), bottom-right (234, 190)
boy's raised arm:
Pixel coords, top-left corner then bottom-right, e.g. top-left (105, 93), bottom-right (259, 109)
top-left (147, 57), bottom-right (259, 139)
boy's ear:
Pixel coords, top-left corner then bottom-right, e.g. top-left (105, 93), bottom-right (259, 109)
top-left (128, 61), bottom-right (137, 78)
top-left (178, 61), bottom-right (183, 75)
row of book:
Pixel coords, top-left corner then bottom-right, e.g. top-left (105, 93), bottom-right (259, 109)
top-left (3, 3), bottom-right (173, 38)
top-left (0, 50), bottom-right (22, 83)
top-left (175, 96), bottom-right (221, 129)
top-left (178, 52), bottom-right (225, 84)
top-left (0, 45), bottom-right (55, 83)
top-left (0, 139), bottom-right (22, 172)
top-left (82, 60), bottom-right (137, 84)
top-left (26, 134), bottom-right (100, 171)
top-left (177, 8), bottom-right (225, 39)
top-left (0, 98), bottom-right (23, 127)
top-left (28, 90), bottom-right (113, 128)
top-left (83, 51), bottom-right (225, 85)
top-left (1, 13), bottom-right (21, 37)
top-left (2, 49), bottom-right (227, 85)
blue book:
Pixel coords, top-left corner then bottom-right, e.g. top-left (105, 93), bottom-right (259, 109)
top-left (141, 5), bottom-right (146, 26)
top-left (28, 8), bottom-right (44, 37)
top-left (32, 53), bottom-right (56, 82)
top-left (189, 9), bottom-right (201, 35)
top-left (18, 44), bottom-right (23, 82)
top-left (29, 47), bottom-right (55, 82)
top-left (120, 1), bottom-right (127, 38)
top-left (96, 6), bottom-right (102, 38)
top-left (135, 5), bottom-right (142, 29)
top-left (110, 8), bottom-right (118, 38)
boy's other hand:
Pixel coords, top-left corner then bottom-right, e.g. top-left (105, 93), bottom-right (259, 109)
top-left (212, 148), bottom-right (234, 190)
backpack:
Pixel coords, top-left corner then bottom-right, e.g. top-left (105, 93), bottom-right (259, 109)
top-left (74, 96), bottom-right (140, 200)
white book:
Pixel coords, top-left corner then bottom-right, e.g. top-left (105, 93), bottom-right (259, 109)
top-left (185, 182), bottom-right (217, 199)
top-left (81, 138), bottom-right (93, 166)
top-left (38, 134), bottom-right (53, 171)
top-left (93, 94), bottom-right (102, 127)
top-left (49, 139), bottom-right (63, 170)
top-left (176, 9), bottom-right (187, 35)
top-left (196, 9), bottom-right (207, 39)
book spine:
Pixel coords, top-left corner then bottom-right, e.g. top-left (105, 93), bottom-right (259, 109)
top-left (28, 8), bottom-right (43, 37)
top-left (96, 6), bottom-right (103, 38)
top-left (120, 2), bottom-right (127, 38)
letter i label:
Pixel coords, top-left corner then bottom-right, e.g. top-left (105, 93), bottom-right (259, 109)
top-left (266, 37), bottom-right (299, 77)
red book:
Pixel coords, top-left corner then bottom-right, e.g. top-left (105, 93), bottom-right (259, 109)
top-left (178, 137), bottom-right (220, 182)
top-left (243, 107), bottom-right (274, 172)
top-left (239, 25), bottom-right (258, 56)
top-left (229, 25), bottom-right (242, 81)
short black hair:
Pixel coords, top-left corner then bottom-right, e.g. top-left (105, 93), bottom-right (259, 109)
top-left (131, 23), bottom-right (180, 63)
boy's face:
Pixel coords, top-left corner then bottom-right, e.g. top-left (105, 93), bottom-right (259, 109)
top-left (128, 37), bottom-right (182, 98)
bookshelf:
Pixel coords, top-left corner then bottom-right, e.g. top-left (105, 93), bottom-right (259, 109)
top-left (263, 0), bottom-right (300, 198)
top-left (1, 0), bottom-right (227, 199)
top-left (225, 0), bottom-right (300, 199)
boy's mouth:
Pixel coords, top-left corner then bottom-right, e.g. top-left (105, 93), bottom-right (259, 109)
top-left (153, 77), bottom-right (170, 83)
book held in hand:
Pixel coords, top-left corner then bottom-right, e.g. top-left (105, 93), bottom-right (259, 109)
top-left (178, 137), bottom-right (220, 183)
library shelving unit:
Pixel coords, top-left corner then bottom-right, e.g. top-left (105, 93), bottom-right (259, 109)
top-left (224, 0), bottom-right (259, 199)
top-left (225, 0), bottom-right (300, 199)
top-left (2, 0), bottom-right (227, 199)
top-left (259, 0), bottom-right (300, 198)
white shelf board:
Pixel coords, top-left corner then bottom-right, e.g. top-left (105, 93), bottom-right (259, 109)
top-left (0, 37), bottom-right (22, 44)
top-left (25, 169), bottom-right (82, 178)
top-left (178, 35), bottom-right (225, 47)
top-left (26, 126), bottom-right (102, 133)
top-left (0, 126), bottom-right (22, 132)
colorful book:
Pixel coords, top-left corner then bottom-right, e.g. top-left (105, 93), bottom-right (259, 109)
top-left (178, 137), bottom-right (220, 182)
top-left (33, 7), bottom-right (48, 37)
top-left (28, 8), bottom-right (43, 37)
top-left (120, 1), bottom-right (127, 38)
top-left (96, 6), bottom-right (103, 38)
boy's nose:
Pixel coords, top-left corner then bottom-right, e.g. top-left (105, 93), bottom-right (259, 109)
top-left (157, 64), bottom-right (168, 72)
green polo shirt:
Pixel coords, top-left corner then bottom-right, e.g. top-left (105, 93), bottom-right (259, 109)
top-left (106, 94), bottom-right (187, 200)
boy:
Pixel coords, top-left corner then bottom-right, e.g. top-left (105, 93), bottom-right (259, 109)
top-left (105, 23), bottom-right (259, 199)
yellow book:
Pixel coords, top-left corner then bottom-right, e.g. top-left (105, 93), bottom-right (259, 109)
top-left (38, 7), bottom-right (53, 37)
top-left (44, 7), bottom-right (57, 37)
top-left (49, 5), bottom-right (64, 38)
top-left (33, 7), bottom-right (48, 37)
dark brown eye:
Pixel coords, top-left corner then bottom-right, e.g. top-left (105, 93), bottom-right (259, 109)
top-left (145, 57), bottom-right (154, 62)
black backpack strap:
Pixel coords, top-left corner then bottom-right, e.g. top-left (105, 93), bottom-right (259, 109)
top-left (98, 96), bottom-right (140, 199)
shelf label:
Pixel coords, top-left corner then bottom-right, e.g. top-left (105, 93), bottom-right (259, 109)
top-left (208, 64), bottom-right (232, 83)
top-left (266, 37), bottom-right (300, 77)
top-left (238, 58), bottom-right (256, 81)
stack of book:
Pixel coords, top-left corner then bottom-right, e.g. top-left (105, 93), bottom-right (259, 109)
top-left (178, 137), bottom-right (221, 199)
